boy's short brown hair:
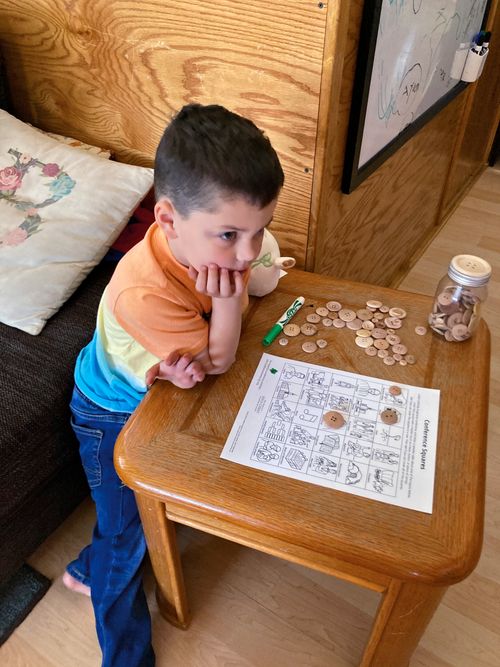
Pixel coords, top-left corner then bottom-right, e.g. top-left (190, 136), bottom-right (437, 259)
top-left (154, 104), bottom-right (284, 216)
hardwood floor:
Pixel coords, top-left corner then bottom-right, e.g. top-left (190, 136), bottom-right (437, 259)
top-left (2, 167), bottom-right (499, 666)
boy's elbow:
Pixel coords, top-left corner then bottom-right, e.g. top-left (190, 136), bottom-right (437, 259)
top-left (206, 355), bottom-right (236, 375)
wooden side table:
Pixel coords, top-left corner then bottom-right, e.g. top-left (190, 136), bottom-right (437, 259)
top-left (115, 269), bottom-right (490, 667)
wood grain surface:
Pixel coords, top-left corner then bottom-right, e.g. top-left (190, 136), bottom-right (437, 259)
top-left (0, 0), bottom-right (328, 266)
top-left (1, 0), bottom-right (498, 282)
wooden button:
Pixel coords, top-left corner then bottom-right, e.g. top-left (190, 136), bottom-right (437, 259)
top-left (383, 356), bottom-right (396, 365)
top-left (332, 318), bottom-right (346, 328)
top-left (437, 291), bottom-right (454, 308)
top-left (389, 385), bottom-right (402, 396)
top-left (462, 309), bottom-right (473, 326)
top-left (366, 299), bottom-right (382, 309)
top-left (301, 323), bottom-right (318, 336)
top-left (405, 355), bottom-right (416, 364)
top-left (451, 323), bottom-right (470, 341)
top-left (326, 300), bottom-right (342, 312)
top-left (435, 292), bottom-right (461, 316)
top-left (323, 411), bottom-right (345, 428)
top-left (302, 341), bottom-right (317, 353)
top-left (316, 338), bottom-right (328, 348)
top-left (379, 305), bottom-right (390, 313)
top-left (447, 312), bottom-right (464, 328)
top-left (386, 334), bottom-right (400, 346)
top-left (415, 325), bottom-right (427, 335)
top-left (339, 308), bottom-right (356, 322)
top-left (355, 336), bottom-right (374, 348)
top-left (380, 408), bottom-right (399, 424)
top-left (391, 344), bottom-right (408, 355)
top-left (362, 320), bottom-right (375, 330)
top-left (372, 328), bottom-right (387, 339)
top-left (322, 318), bottom-right (333, 327)
top-left (374, 339), bottom-right (389, 350)
top-left (377, 349), bottom-right (389, 358)
top-left (278, 337), bottom-right (289, 346)
top-left (306, 313), bottom-right (321, 323)
top-left (283, 323), bottom-right (300, 336)
top-left (346, 318), bottom-right (363, 330)
top-left (356, 309), bottom-right (373, 321)
top-left (389, 307), bottom-right (407, 318)
top-left (365, 346), bottom-right (377, 356)
top-left (316, 307), bottom-right (329, 317)
top-left (384, 317), bottom-right (402, 329)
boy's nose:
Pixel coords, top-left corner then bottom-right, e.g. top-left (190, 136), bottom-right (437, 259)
top-left (237, 239), bottom-right (261, 264)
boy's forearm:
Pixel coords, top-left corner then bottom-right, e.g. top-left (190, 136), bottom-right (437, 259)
top-left (204, 295), bottom-right (243, 374)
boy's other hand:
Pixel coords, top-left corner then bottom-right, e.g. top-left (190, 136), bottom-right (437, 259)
top-left (188, 264), bottom-right (244, 298)
top-left (146, 351), bottom-right (205, 389)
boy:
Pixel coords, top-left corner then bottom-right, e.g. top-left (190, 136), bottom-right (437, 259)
top-left (63, 103), bottom-right (284, 666)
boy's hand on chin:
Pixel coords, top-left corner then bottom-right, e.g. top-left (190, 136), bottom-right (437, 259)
top-left (188, 263), bottom-right (244, 298)
top-left (146, 351), bottom-right (206, 389)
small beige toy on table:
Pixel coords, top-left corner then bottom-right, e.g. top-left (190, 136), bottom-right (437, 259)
top-left (248, 228), bottom-right (295, 297)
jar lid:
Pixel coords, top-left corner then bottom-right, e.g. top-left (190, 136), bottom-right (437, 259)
top-left (448, 255), bottom-right (491, 286)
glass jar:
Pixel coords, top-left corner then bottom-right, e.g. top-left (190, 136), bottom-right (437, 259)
top-left (429, 254), bottom-right (491, 342)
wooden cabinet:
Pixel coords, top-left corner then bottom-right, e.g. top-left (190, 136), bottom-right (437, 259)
top-left (1, 0), bottom-right (498, 285)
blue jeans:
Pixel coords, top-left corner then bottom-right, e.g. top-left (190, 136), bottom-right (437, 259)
top-left (68, 385), bottom-right (155, 667)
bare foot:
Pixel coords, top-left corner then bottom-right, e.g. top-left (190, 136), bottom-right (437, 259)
top-left (62, 571), bottom-right (91, 597)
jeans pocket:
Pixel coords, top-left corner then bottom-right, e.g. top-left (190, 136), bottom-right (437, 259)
top-left (71, 418), bottom-right (103, 488)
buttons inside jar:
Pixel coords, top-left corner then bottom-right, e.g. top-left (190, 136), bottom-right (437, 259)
top-left (429, 285), bottom-right (481, 341)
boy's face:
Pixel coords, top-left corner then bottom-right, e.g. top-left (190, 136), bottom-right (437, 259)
top-left (155, 195), bottom-right (278, 273)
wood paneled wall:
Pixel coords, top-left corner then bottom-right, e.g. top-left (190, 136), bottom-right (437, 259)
top-left (0, 0), bottom-right (328, 267)
top-left (0, 0), bottom-right (498, 284)
top-left (442, 3), bottom-right (500, 218)
top-left (310, 0), bottom-right (500, 287)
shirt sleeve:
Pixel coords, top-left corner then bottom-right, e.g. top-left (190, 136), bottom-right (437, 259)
top-left (112, 287), bottom-right (209, 360)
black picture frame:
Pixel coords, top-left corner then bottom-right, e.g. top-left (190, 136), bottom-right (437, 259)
top-left (342, 0), bottom-right (490, 194)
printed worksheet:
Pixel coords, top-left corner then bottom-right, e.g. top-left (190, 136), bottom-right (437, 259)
top-left (221, 354), bottom-right (440, 513)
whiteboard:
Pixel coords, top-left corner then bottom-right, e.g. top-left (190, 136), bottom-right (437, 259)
top-left (360, 0), bottom-right (488, 166)
top-left (342, 0), bottom-right (489, 192)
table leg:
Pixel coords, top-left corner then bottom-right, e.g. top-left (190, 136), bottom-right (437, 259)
top-left (360, 579), bottom-right (446, 667)
top-left (135, 493), bottom-right (191, 629)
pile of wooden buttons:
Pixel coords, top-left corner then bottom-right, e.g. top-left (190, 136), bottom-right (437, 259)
top-left (279, 298), bottom-right (424, 365)
top-left (428, 286), bottom-right (478, 341)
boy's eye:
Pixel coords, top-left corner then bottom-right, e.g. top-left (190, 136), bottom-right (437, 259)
top-left (220, 231), bottom-right (237, 241)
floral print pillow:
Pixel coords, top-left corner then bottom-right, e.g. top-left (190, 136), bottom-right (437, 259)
top-left (0, 110), bottom-right (153, 334)
top-left (0, 149), bottom-right (76, 246)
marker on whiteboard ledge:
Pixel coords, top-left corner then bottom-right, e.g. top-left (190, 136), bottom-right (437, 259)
top-left (262, 296), bottom-right (305, 346)
top-left (471, 33), bottom-right (484, 54)
top-left (477, 31), bottom-right (491, 77)
top-left (480, 31), bottom-right (491, 55)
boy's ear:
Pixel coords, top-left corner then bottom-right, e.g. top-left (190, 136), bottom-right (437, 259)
top-left (154, 198), bottom-right (177, 239)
